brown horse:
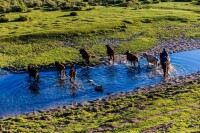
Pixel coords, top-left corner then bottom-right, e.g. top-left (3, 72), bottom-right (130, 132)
top-left (28, 65), bottom-right (39, 81)
top-left (160, 60), bottom-right (170, 79)
top-left (55, 61), bottom-right (66, 76)
top-left (106, 45), bottom-right (115, 62)
top-left (79, 49), bottom-right (90, 64)
top-left (143, 53), bottom-right (158, 67)
top-left (125, 51), bottom-right (140, 68)
top-left (69, 65), bottom-right (76, 84)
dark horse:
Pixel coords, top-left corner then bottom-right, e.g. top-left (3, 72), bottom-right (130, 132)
top-left (125, 51), bottom-right (140, 68)
top-left (79, 49), bottom-right (90, 64)
top-left (55, 61), bottom-right (66, 76)
top-left (106, 45), bottom-right (115, 62)
top-left (160, 59), bottom-right (170, 79)
top-left (28, 65), bottom-right (39, 81)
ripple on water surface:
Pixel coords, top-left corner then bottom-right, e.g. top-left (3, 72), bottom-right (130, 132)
top-left (0, 49), bottom-right (200, 117)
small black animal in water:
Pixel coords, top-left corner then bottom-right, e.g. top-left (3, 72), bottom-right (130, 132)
top-left (28, 65), bottom-right (39, 81)
top-left (106, 45), bottom-right (115, 63)
top-left (55, 61), bottom-right (66, 76)
top-left (79, 48), bottom-right (90, 64)
top-left (88, 80), bottom-right (104, 92)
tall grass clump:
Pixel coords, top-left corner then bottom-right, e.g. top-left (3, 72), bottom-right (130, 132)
top-left (0, 15), bottom-right (9, 23)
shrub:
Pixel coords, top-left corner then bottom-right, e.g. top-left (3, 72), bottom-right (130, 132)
top-left (122, 20), bottom-right (133, 24)
top-left (165, 16), bottom-right (188, 22)
top-left (0, 6), bottom-right (6, 13)
top-left (144, 0), bottom-right (152, 4)
top-left (76, 2), bottom-right (89, 7)
top-left (153, 0), bottom-right (160, 3)
top-left (59, 2), bottom-right (72, 10)
top-left (15, 15), bottom-right (32, 22)
top-left (34, 7), bottom-right (42, 10)
top-left (27, 9), bottom-right (32, 12)
top-left (46, 6), bottom-right (60, 11)
top-left (11, 6), bottom-right (24, 12)
top-left (72, 6), bottom-right (84, 11)
top-left (196, 0), bottom-right (200, 5)
top-left (70, 12), bottom-right (78, 16)
top-left (141, 19), bottom-right (152, 23)
top-left (160, 0), bottom-right (170, 2)
top-left (45, 0), bottom-right (57, 8)
top-left (86, 7), bottom-right (95, 11)
top-left (0, 16), bottom-right (9, 23)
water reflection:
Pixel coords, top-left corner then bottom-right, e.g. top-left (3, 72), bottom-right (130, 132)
top-left (80, 67), bottom-right (91, 80)
top-left (29, 82), bottom-right (39, 95)
top-left (69, 84), bottom-right (77, 95)
top-left (56, 79), bottom-right (66, 88)
top-left (104, 65), bottom-right (117, 79)
top-left (126, 66), bottom-right (141, 78)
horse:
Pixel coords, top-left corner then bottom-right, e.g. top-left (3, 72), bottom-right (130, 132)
top-left (69, 65), bottom-right (76, 84)
top-left (79, 49), bottom-right (90, 64)
top-left (55, 61), bottom-right (66, 76)
top-left (28, 65), bottom-right (39, 81)
top-left (143, 53), bottom-right (158, 67)
top-left (106, 45), bottom-right (115, 62)
top-left (160, 59), bottom-right (170, 79)
top-left (125, 51), bottom-right (140, 68)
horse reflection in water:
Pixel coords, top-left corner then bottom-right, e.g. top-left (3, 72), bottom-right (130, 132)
top-left (56, 79), bottom-right (66, 88)
top-left (104, 65), bottom-right (117, 81)
top-left (126, 66), bottom-right (141, 79)
top-left (29, 82), bottom-right (40, 95)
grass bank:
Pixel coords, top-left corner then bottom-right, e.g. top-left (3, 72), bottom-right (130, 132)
top-left (0, 75), bottom-right (199, 132)
top-left (0, 2), bottom-right (200, 69)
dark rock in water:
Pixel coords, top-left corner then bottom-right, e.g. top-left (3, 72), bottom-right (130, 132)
top-left (95, 85), bottom-right (104, 92)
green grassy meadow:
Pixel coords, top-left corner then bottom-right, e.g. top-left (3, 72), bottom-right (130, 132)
top-left (0, 2), bottom-right (199, 69)
top-left (0, 2), bottom-right (200, 132)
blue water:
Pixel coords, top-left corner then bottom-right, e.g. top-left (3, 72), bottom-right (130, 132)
top-left (0, 49), bottom-right (200, 117)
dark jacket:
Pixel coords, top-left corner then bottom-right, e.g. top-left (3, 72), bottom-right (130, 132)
top-left (160, 50), bottom-right (168, 61)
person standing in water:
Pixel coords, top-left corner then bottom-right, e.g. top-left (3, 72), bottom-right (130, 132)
top-left (160, 48), bottom-right (170, 79)
top-left (160, 48), bottom-right (169, 65)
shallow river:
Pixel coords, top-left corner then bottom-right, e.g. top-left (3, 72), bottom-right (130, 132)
top-left (0, 49), bottom-right (200, 117)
